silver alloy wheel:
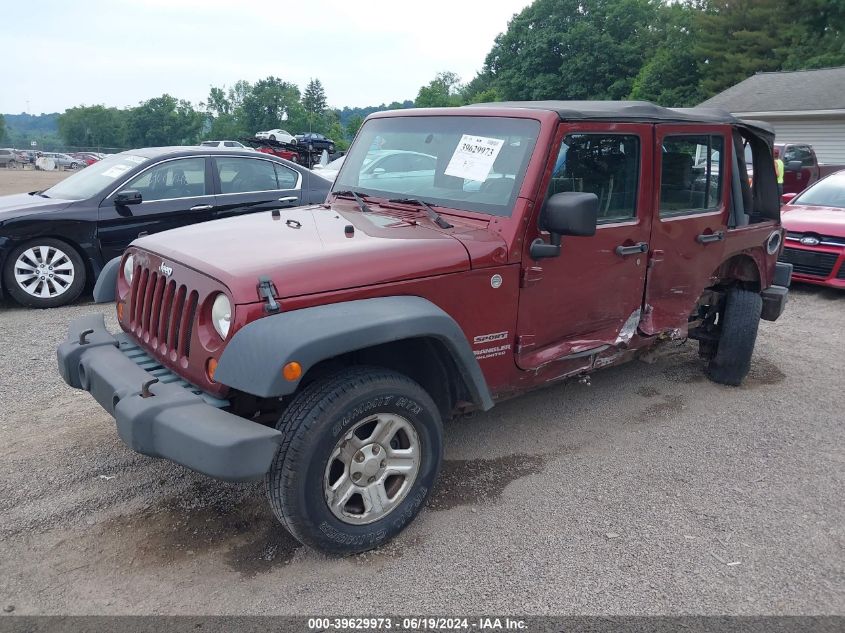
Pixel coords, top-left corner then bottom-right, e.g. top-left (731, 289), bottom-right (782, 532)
top-left (324, 413), bottom-right (421, 525)
top-left (13, 245), bottom-right (75, 299)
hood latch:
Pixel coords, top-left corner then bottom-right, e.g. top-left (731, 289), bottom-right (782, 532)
top-left (257, 276), bottom-right (280, 313)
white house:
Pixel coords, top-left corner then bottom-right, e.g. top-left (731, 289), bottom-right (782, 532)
top-left (699, 66), bottom-right (845, 164)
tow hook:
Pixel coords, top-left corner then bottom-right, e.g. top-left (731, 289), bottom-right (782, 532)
top-left (78, 328), bottom-right (94, 345)
top-left (141, 378), bottom-right (159, 398)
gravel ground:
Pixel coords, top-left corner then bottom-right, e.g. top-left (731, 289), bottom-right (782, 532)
top-left (0, 167), bottom-right (72, 195)
top-left (0, 170), bottom-right (843, 616)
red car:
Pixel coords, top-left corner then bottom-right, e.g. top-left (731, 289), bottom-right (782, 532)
top-left (779, 170), bottom-right (845, 288)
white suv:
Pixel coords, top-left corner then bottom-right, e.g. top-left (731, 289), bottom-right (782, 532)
top-left (199, 140), bottom-right (254, 151)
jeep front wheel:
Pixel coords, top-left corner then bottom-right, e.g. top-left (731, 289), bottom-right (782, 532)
top-left (265, 366), bottom-right (443, 554)
top-left (706, 288), bottom-right (762, 386)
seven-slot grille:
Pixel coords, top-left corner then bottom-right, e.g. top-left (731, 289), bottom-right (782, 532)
top-left (779, 247), bottom-right (839, 278)
top-left (128, 264), bottom-right (199, 361)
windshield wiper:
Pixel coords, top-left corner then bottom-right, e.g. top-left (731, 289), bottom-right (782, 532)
top-left (28, 190), bottom-right (50, 198)
top-left (388, 198), bottom-right (453, 229)
top-left (333, 190), bottom-right (371, 213)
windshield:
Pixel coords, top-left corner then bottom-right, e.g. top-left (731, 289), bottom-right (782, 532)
top-left (793, 172), bottom-right (845, 208)
top-left (42, 154), bottom-right (148, 200)
top-left (334, 115), bottom-right (540, 217)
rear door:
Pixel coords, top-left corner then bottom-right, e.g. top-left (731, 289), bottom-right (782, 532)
top-left (515, 122), bottom-right (654, 369)
top-left (211, 155), bottom-right (302, 220)
top-left (97, 156), bottom-right (215, 261)
top-left (641, 125), bottom-right (730, 334)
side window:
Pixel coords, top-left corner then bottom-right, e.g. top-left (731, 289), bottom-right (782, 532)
top-left (223, 141), bottom-right (238, 148)
top-left (216, 157), bottom-right (278, 194)
top-left (124, 158), bottom-right (207, 202)
top-left (548, 133), bottom-right (640, 223)
top-left (274, 163), bottom-right (299, 189)
top-left (660, 135), bottom-right (724, 216)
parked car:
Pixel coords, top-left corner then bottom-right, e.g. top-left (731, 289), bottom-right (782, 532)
top-left (43, 152), bottom-right (84, 169)
top-left (779, 169), bottom-right (845, 288)
top-left (58, 101), bottom-right (789, 555)
top-left (0, 147), bottom-right (331, 308)
top-left (0, 148), bottom-right (19, 168)
top-left (311, 154), bottom-right (345, 181)
top-left (747, 142), bottom-right (845, 195)
top-left (255, 129), bottom-right (295, 144)
top-left (69, 152), bottom-right (99, 166)
top-left (294, 132), bottom-right (335, 153)
top-left (200, 140), bottom-right (255, 151)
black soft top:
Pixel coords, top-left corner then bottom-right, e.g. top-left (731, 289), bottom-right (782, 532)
top-left (471, 100), bottom-right (774, 136)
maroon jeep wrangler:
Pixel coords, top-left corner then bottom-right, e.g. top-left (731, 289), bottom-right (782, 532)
top-left (58, 101), bottom-right (791, 554)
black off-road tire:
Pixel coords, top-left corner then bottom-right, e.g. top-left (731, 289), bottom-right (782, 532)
top-left (706, 288), bottom-right (762, 386)
top-left (265, 366), bottom-right (443, 555)
top-left (2, 238), bottom-right (87, 308)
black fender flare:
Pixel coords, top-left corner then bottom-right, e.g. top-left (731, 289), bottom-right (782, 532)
top-left (93, 256), bottom-right (120, 303)
top-left (214, 296), bottom-right (494, 411)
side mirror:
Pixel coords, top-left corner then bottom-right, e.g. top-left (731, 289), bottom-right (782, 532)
top-left (530, 192), bottom-right (598, 259)
top-left (785, 160), bottom-right (802, 172)
top-left (781, 192), bottom-right (797, 205)
top-left (115, 189), bottom-right (142, 206)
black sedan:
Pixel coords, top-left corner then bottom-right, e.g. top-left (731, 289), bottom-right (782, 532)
top-left (294, 133), bottom-right (335, 153)
top-left (0, 147), bottom-right (331, 308)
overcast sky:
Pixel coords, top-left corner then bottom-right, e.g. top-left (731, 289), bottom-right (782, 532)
top-left (0, 0), bottom-right (531, 115)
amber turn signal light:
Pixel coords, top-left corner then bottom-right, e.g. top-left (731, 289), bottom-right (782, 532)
top-left (116, 302), bottom-right (124, 320)
top-left (282, 361), bottom-right (302, 381)
top-left (206, 358), bottom-right (218, 382)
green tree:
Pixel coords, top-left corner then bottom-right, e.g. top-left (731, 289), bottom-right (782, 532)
top-left (629, 3), bottom-right (704, 106)
top-left (240, 76), bottom-right (304, 135)
top-left (125, 95), bottom-right (203, 147)
top-left (202, 84), bottom-right (247, 140)
top-left (483, 0), bottom-right (661, 101)
top-left (695, 0), bottom-right (784, 97)
top-left (57, 105), bottom-right (128, 149)
top-left (0, 114), bottom-right (6, 143)
top-left (415, 71), bottom-right (465, 107)
top-left (302, 78), bottom-right (328, 132)
top-left (345, 114), bottom-right (364, 140)
top-left (773, 0), bottom-right (845, 70)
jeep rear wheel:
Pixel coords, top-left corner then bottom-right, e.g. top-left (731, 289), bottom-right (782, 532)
top-left (265, 366), bottom-right (443, 554)
top-left (706, 288), bottom-right (762, 386)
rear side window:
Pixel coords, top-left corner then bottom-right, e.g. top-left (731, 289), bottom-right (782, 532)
top-left (660, 135), bottom-right (724, 216)
top-left (217, 157), bottom-right (279, 193)
top-left (200, 141), bottom-right (218, 147)
top-left (547, 133), bottom-right (640, 224)
top-left (784, 145), bottom-right (814, 167)
top-left (274, 163), bottom-right (299, 189)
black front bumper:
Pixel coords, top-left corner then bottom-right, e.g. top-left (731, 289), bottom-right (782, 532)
top-left (57, 314), bottom-right (281, 481)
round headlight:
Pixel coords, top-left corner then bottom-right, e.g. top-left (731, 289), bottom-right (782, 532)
top-left (123, 254), bottom-right (134, 284)
top-left (211, 293), bottom-right (232, 339)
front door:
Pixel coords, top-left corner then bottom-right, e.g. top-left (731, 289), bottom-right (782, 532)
top-left (516, 123), bottom-right (654, 370)
top-left (211, 156), bottom-right (302, 220)
top-left (641, 125), bottom-right (731, 334)
top-left (97, 156), bottom-right (215, 261)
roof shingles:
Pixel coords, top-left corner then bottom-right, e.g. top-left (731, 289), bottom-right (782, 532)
top-left (698, 66), bottom-right (845, 112)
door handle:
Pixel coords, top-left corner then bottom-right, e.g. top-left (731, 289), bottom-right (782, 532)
top-left (190, 204), bottom-right (213, 211)
top-left (278, 196), bottom-right (298, 204)
top-left (696, 231), bottom-right (725, 244)
top-left (615, 242), bottom-right (648, 256)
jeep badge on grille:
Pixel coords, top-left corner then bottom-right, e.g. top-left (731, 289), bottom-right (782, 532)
top-left (159, 262), bottom-right (173, 277)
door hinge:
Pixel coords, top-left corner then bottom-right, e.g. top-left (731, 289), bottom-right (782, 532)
top-left (520, 266), bottom-right (544, 288)
top-left (516, 334), bottom-right (536, 352)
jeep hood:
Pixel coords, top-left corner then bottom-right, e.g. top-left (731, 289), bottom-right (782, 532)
top-left (134, 204), bottom-right (474, 303)
top-left (0, 193), bottom-right (73, 222)
top-left (782, 204), bottom-right (845, 236)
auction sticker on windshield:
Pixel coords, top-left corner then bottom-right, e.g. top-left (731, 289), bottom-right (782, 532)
top-left (445, 134), bottom-right (504, 182)
top-left (101, 165), bottom-right (131, 178)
